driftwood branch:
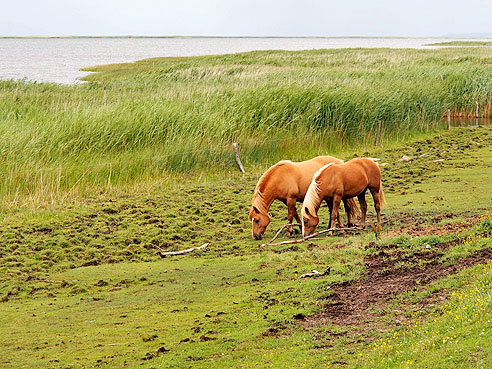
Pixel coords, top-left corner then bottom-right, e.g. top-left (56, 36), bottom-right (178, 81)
top-left (260, 226), bottom-right (361, 247)
top-left (158, 243), bottom-right (209, 257)
top-left (300, 266), bottom-right (331, 278)
top-left (263, 222), bottom-right (302, 246)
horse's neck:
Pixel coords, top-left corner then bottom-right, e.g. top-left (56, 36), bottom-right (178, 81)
top-left (254, 165), bottom-right (283, 213)
top-left (253, 189), bottom-right (275, 214)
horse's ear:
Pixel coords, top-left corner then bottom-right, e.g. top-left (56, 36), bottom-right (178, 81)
top-left (252, 206), bottom-right (260, 214)
top-left (304, 207), bottom-right (311, 216)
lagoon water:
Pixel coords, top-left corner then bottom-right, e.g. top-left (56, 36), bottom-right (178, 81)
top-left (0, 37), bottom-right (488, 84)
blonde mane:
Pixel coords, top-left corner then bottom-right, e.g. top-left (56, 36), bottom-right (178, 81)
top-left (252, 160), bottom-right (294, 214)
top-left (301, 163), bottom-right (335, 219)
top-left (251, 188), bottom-right (268, 215)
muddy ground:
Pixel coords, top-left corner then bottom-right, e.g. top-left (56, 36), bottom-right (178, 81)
top-left (310, 240), bottom-right (492, 328)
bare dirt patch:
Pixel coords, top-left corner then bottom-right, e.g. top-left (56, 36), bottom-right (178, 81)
top-left (307, 241), bottom-right (492, 328)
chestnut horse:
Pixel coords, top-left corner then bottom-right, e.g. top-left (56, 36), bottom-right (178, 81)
top-left (301, 158), bottom-right (385, 237)
top-left (249, 156), bottom-right (360, 240)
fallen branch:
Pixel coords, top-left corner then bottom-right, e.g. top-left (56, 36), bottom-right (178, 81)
top-left (260, 226), bottom-right (361, 247)
top-left (262, 222), bottom-right (302, 246)
top-left (300, 266), bottom-right (331, 278)
top-left (158, 243), bottom-right (209, 257)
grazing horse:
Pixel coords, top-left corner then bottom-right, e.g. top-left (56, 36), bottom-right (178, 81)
top-left (249, 156), bottom-right (360, 240)
top-left (301, 158), bottom-right (385, 237)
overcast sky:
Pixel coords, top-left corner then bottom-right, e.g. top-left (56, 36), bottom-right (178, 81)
top-left (2, 0), bottom-right (492, 37)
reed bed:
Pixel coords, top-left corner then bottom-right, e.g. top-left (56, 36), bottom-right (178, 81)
top-left (1, 47), bottom-right (492, 204)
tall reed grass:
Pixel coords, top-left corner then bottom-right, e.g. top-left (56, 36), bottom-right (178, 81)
top-left (1, 47), bottom-right (491, 205)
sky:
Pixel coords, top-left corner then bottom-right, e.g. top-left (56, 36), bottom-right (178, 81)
top-left (1, 0), bottom-right (492, 37)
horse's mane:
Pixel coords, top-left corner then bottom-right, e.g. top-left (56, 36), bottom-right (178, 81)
top-left (252, 160), bottom-right (293, 214)
top-left (302, 163), bottom-right (335, 218)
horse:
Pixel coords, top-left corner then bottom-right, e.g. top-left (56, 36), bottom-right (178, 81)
top-left (301, 158), bottom-right (385, 237)
top-left (249, 156), bottom-right (360, 240)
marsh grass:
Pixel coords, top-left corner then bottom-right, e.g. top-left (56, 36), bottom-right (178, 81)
top-left (1, 47), bottom-right (492, 204)
top-left (427, 41), bottom-right (492, 47)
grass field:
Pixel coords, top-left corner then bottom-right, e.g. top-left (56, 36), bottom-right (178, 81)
top-left (1, 47), bottom-right (492, 368)
top-left (1, 124), bottom-right (492, 368)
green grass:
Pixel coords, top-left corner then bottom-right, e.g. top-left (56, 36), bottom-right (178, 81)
top-left (1, 125), bottom-right (492, 368)
top-left (1, 126), bottom-right (491, 294)
top-left (0, 251), bottom-right (363, 368)
top-left (1, 47), bottom-right (492, 204)
top-left (357, 261), bottom-right (492, 368)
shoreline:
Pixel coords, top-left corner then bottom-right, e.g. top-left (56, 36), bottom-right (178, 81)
top-left (2, 35), bottom-right (492, 40)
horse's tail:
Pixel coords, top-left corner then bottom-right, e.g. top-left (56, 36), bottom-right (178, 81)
top-left (379, 181), bottom-right (386, 208)
top-left (346, 197), bottom-right (360, 219)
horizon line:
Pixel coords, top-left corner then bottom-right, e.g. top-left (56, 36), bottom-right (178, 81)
top-left (2, 34), bottom-right (492, 39)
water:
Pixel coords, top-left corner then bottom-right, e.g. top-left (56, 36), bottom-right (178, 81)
top-left (0, 37), bottom-right (488, 84)
top-left (447, 117), bottom-right (492, 128)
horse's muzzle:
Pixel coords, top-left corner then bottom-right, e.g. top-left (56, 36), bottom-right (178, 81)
top-left (253, 233), bottom-right (263, 240)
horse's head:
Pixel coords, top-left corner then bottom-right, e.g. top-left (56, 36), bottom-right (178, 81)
top-left (301, 207), bottom-right (319, 237)
top-left (249, 206), bottom-right (270, 240)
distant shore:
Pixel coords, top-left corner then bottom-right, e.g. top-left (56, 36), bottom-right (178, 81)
top-left (2, 35), bottom-right (492, 39)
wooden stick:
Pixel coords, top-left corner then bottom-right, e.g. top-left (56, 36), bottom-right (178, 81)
top-left (266, 223), bottom-right (289, 245)
top-left (300, 266), bottom-right (331, 279)
top-left (476, 101), bottom-right (480, 127)
top-left (375, 120), bottom-right (382, 146)
top-left (259, 222), bottom-right (303, 247)
top-left (233, 143), bottom-right (245, 174)
top-left (158, 243), bottom-right (208, 257)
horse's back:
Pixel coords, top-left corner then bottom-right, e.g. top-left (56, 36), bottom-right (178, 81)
top-left (295, 156), bottom-right (343, 178)
top-left (256, 160), bottom-right (298, 189)
top-left (353, 158), bottom-right (380, 179)
top-left (297, 155), bottom-right (343, 167)
top-left (257, 156), bottom-right (344, 200)
top-left (343, 158), bottom-right (381, 188)
top-left (315, 158), bottom-right (380, 197)
top-left (256, 160), bottom-right (302, 197)
top-left (294, 156), bottom-right (343, 196)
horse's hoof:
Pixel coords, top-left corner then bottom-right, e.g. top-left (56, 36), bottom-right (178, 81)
top-left (327, 231), bottom-right (333, 236)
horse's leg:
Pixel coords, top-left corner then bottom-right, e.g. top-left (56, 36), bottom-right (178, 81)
top-left (326, 198), bottom-right (333, 231)
top-left (336, 204), bottom-right (344, 229)
top-left (286, 197), bottom-right (299, 237)
top-left (342, 198), bottom-right (352, 228)
top-left (330, 195), bottom-right (342, 235)
top-left (357, 191), bottom-right (368, 229)
top-left (292, 208), bottom-right (301, 234)
top-left (369, 187), bottom-right (382, 231)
